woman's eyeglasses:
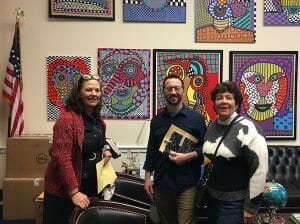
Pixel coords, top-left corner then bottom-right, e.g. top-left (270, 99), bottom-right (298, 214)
top-left (81, 74), bottom-right (100, 80)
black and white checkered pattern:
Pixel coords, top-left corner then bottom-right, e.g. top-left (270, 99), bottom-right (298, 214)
top-left (264, 0), bottom-right (277, 12)
top-left (168, 0), bottom-right (186, 7)
top-left (124, 0), bottom-right (186, 7)
top-left (123, 0), bottom-right (142, 4)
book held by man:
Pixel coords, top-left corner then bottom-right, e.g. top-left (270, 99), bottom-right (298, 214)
top-left (159, 124), bottom-right (198, 154)
top-left (290, 213), bottom-right (300, 224)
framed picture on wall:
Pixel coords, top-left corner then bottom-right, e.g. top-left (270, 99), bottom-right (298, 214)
top-left (195, 0), bottom-right (256, 43)
top-left (49, 0), bottom-right (115, 20)
top-left (46, 56), bottom-right (91, 121)
top-left (98, 48), bottom-right (151, 120)
top-left (264, 0), bottom-right (300, 25)
top-left (153, 49), bottom-right (223, 126)
top-left (229, 51), bottom-right (298, 140)
top-left (123, 0), bottom-right (186, 23)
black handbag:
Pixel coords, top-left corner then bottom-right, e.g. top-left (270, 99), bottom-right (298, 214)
top-left (195, 163), bottom-right (212, 208)
top-left (196, 115), bottom-right (241, 208)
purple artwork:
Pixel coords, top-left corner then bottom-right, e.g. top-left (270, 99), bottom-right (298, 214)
top-left (264, 0), bottom-right (300, 25)
top-left (230, 51), bottom-right (298, 140)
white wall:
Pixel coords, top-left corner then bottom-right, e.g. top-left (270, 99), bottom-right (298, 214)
top-left (0, 0), bottom-right (300, 187)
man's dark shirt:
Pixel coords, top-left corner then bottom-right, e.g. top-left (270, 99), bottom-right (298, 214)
top-left (143, 105), bottom-right (207, 193)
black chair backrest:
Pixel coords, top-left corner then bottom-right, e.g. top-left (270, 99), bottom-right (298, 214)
top-left (267, 145), bottom-right (300, 183)
top-left (112, 173), bottom-right (152, 209)
top-left (76, 207), bottom-right (146, 224)
top-left (69, 198), bottom-right (151, 224)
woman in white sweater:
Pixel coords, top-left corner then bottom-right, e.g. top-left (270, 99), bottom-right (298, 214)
top-left (202, 81), bottom-right (268, 224)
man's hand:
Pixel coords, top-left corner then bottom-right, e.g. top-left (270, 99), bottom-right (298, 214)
top-left (169, 151), bottom-right (187, 165)
top-left (169, 150), bottom-right (198, 165)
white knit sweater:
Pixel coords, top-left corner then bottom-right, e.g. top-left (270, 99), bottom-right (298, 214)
top-left (202, 114), bottom-right (269, 213)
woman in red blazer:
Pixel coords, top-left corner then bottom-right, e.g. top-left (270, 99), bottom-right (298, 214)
top-left (43, 74), bottom-right (112, 224)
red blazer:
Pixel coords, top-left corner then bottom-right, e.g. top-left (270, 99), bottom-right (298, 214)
top-left (44, 111), bottom-right (106, 197)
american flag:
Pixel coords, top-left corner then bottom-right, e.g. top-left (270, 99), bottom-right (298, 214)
top-left (2, 20), bottom-right (24, 137)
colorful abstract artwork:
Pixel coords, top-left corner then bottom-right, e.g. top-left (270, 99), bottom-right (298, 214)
top-left (153, 49), bottom-right (223, 126)
top-left (229, 51), bottom-right (298, 140)
top-left (98, 48), bottom-right (151, 119)
top-left (264, 0), bottom-right (300, 25)
top-left (195, 0), bottom-right (256, 43)
top-left (49, 0), bottom-right (115, 20)
top-left (47, 56), bottom-right (91, 121)
top-left (123, 0), bottom-right (186, 23)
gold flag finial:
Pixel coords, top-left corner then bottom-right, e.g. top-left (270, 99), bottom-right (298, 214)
top-left (13, 7), bottom-right (25, 21)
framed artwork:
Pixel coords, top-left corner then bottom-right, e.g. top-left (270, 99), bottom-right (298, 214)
top-left (153, 49), bottom-right (223, 126)
top-left (159, 124), bottom-right (199, 153)
top-left (195, 0), bottom-right (256, 43)
top-left (49, 0), bottom-right (115, 20)
top-left (229, 51), bottom-right (298, 140)
top-left (264, 0), bottom-right (300, 25)
top-left (47, 56), bottom-right (91, 121)
top-left (159, 124), bottom-right (199, 154)
top-left (98, 48), bottom-right (151, 119)
top-left (123, 0), bottom-right (186, 23)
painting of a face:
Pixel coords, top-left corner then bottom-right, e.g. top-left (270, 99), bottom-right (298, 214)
top-left (264, 0), bottom-right (300, 25)
top-left (240, 62), bottom-right (288, 121)
top-left (154, 50), bottom-right (223, 126)
top-left (281, 0), bottom-right (300, 23)
top-left (195, 0), bottom-right (256, 43)
top-left (98, 48), bottom-right (151, 119)
top-left (47, 56), bottom-right (91, 121)
top-left (230, 51), bottom-right (297, 140)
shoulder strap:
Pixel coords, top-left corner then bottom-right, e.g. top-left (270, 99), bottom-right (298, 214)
top-left (211, 115), bottom-right (241, 163)
top-left (200, 115), bottom-right (244, 187)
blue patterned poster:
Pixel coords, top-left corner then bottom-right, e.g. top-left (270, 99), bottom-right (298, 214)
top-left (123, 0), bottom-right (186, 23)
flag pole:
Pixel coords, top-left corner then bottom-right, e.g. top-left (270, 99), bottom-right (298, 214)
top-left (13, 8), bottom-right (24, 93)
top-left (4, 8), bottom-right (25, 137)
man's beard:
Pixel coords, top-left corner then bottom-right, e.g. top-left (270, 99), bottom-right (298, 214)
top-left (166, 94), bottom-right (182, 106)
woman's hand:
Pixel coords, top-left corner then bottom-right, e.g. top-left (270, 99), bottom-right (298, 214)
top-left (244, 210), bottom-right (255, 224)
top-left (71, 192), bottom-right (90, 209)
top-left (144, 171), bottom-right (154, 199)
top-left (103, 149), bottom-right (112, 165)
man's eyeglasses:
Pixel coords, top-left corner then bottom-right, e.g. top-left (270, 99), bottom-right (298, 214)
top-left (164, 86), bottom-right (183, 92)
top-left (81, 74), bottom-right (100, 80)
